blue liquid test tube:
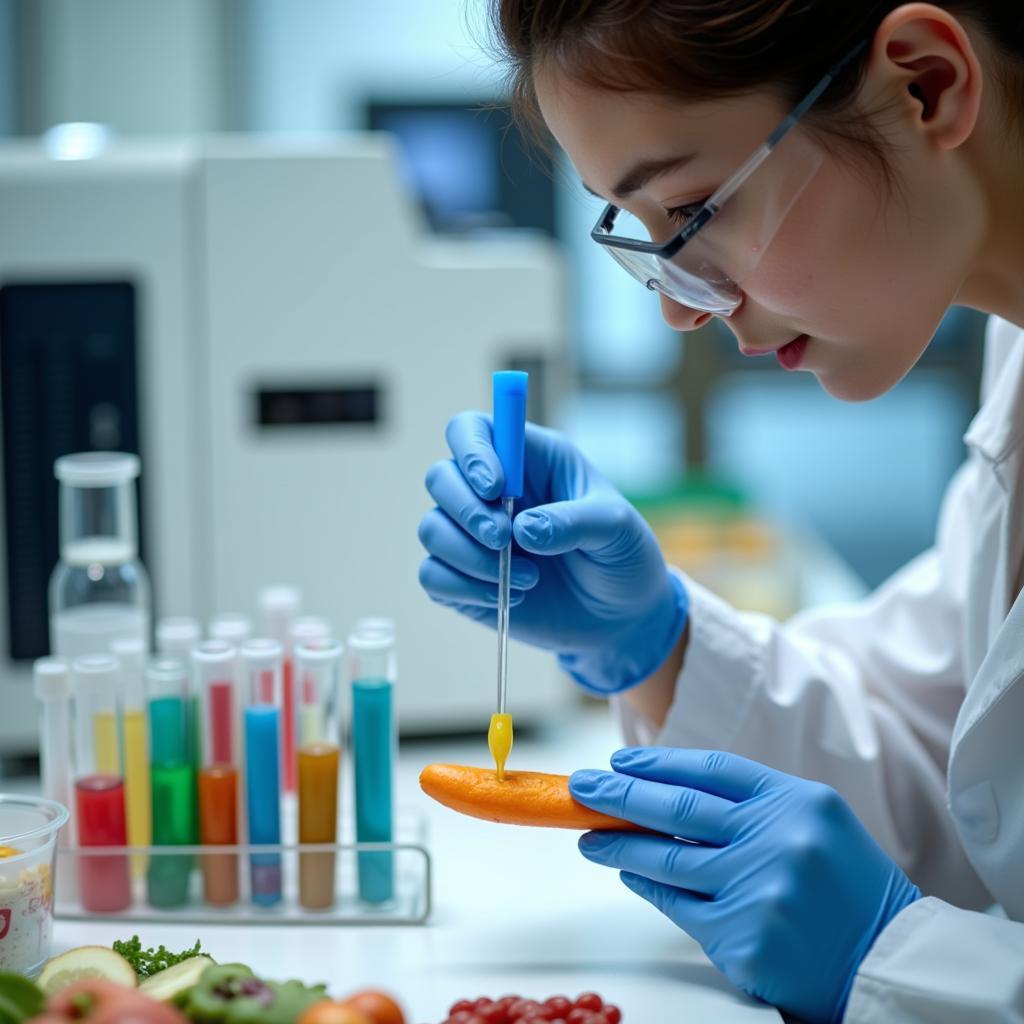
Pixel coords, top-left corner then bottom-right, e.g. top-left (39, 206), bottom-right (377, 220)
top-left (349, 625), bottom-right (396, 904)
top-left (241, 637), bottom-right (283, 907)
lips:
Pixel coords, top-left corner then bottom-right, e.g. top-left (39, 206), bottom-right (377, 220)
top-left (776, 334), bottom-right (809, 370)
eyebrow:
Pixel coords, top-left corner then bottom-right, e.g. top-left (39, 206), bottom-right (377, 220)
top-left (582, 152), bottom-right (697, 201)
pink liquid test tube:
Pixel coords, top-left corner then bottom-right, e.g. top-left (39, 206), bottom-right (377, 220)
top-left (258, 586), bottom-right (301, 791)
top-left (71, 653), bottom-right (132, 912)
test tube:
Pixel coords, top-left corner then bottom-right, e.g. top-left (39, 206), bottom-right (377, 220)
top-left (288, 616), bottom-right (331, 788)
top-left (156, 616), bottom-right (201, 658)
top-left (34, 658), bottom-right (73, 845)
top-left (145, 656), bottom-right (195, 908)
top-left (195, 640), bottom-right (240, 906)
top-left (349, 626), bottom-right (395, 904)
top-left (72, 654), bottom-right (131, 912)
top-left (259, 587), bottom-right (300, 792)
top-left (242, 638), bottom-right (283, 907)
top-left (156, 616), bottom-right (202, 768)
top-left (296, 639), bottom-right (342, 910)
top-left (111, 636), bottom-right (151, 872)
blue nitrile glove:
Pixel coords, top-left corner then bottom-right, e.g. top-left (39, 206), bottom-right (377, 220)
top-left (570, 748), bottom-right (921, 1023)
top-left (418, 411), bottom-right (688, 694)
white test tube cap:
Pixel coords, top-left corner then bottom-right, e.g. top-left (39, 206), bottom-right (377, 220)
top-left (192, 638), bottom-right (236, 666)
top-left (240, 637), bottom-right (283, 665)
top-left (71, 653), bottom-right (120, 692)
top-left (258, 585), bottom-right (301, 642)
top-left (34, 657), bottom-right (71, 701)
top-left (110, 636), bottom-right (146, 669)
top-left (208, 613), bottom-right (252, 645)
top-left (289, 615), bottom-right (331, 647)
top-left (156, 616), bottom-right (201, 656)
top-left (347, 626), bottom-right (393, 652)
top-left (354, 616), bottom-right (395, 639)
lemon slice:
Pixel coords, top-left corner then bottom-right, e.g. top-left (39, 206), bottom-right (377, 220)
top-left (38, 946), bottom-right (137, 994)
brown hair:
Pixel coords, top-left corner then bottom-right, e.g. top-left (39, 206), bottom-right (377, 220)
top-left (488, 1), bottom-right (1024, 161)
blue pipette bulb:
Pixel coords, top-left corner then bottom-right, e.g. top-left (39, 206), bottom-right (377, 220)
top-left (493, 371), bottom-right (528, 499)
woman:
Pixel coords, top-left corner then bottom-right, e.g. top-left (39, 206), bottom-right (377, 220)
top-left (418, 3), bottom-right (1024, 1021)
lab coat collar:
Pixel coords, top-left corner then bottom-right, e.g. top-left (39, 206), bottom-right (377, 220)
top-left (963, 316), bottom-right (1024, 464)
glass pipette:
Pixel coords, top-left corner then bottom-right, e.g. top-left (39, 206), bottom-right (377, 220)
top-left (489, 371), bottom-right (528, 781)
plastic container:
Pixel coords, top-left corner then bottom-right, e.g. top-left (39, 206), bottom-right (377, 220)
top-left (0, 795), bottom-right (69, 976)
top-left (48, 452), bottom-right (150, 660)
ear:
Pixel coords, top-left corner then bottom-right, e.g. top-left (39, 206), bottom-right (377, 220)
top-left (866, 3), bottom-right (983, 149)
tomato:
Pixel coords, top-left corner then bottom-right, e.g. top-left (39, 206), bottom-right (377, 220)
top-left (296, 998), bottom-right (373, 1024)
top-left (342, 990), bottom-right (406, 1024)
top-left (602, 1006), bottom-right (621, 1024)
top-left (573, 994), bottom-right (603, 1013)
top-left (41, 981), bottom-right (187, 1024)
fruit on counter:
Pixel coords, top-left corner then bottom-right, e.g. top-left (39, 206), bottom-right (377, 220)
top-left (173, 963), bottom-right (327, 1024)
top-left (338, 991), bottom-right (405, 1024)
top-left (37, 949), bottom-right (137, 995)
top-left (29, 979), bottom-right (187, 1024)
top-left (419, 765), bottom-right (643, 831)
top-left (112, 938), bottom-right (207, 980)
top-left (0, 971), bottom-right (46, 1024)
top-left (139, 959), bottom-right (216, 1002)
top-left (295, 1002), bottom-right (372, 1024)
top-left (439, 992), bottom-right (622, 1024)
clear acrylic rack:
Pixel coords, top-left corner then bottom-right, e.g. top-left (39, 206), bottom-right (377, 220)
top-left (54, 816), bottom-right (431, 925)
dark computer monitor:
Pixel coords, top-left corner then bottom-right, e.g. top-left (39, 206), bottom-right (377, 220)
top-left (366, 100), bottom-right (557, 237)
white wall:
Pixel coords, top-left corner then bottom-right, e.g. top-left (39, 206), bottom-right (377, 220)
top-left (21, 0), bottom-right (227, 134)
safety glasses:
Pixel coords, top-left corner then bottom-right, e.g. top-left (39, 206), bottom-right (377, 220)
top-left (590, 41), bottom-right (868, 315)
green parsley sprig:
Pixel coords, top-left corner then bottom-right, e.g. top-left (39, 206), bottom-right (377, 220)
top-left (112, 935), bottom-right (205, 979)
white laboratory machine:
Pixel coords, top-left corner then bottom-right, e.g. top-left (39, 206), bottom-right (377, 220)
top-left (0, 133), bottom-right (569, 755)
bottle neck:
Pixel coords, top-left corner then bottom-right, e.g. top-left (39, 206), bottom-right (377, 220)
top-left (60, 481), bottom-right (138, 564)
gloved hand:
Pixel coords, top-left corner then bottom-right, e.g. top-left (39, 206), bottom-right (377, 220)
top-left (570, 748), bottom-right (921, 1023)
top-left (418, 411), bottom-right (688, 694)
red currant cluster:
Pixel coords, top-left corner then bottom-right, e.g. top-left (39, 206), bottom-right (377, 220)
top-left (440, 992), bottom-right (621, 1024)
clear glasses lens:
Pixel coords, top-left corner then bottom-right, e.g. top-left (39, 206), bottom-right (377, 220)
top-left (596, 128), bottom-right (824, 315)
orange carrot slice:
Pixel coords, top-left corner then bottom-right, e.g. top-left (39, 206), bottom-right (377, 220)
top-left (419, 763), bottom-right (643, 831)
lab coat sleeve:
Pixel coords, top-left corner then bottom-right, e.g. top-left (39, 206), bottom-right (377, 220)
top-left (844, 898), bottom-right (1024, 1023)
top-left (614, 451), bottom-right (992, 906)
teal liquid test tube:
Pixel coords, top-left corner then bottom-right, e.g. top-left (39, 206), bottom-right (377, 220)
top-left (156, 616), bottom-right (202, 771)
top-left (349, 625), bottom-right (396, 904)
top-left (241, 637), bottom-right (283, 907)
top-left (145, 656), bottom-right (195, 908)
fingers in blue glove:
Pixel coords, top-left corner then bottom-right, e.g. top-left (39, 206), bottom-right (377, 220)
top-left (618, 871), bottom-right (716, 943)
top-left (578, 831), bottom-right (729, 895)
top-left (418, 556), bottom-right (527, 609)
top-left (424, 458), bottom-right (509, 549)
top-left (610, 747), bottom-right (782, 803)
top-left (418, 509), bottom-right (539, 589)
top-left (445, 411), bottom-right (504, 501)
top-left (514, 497), bottom-right (644, 557)
top-left (569, 768), bottom-right (739, 844)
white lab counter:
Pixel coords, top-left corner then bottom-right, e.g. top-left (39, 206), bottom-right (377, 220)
top-left (46, 701), bottom-right (779, 1024)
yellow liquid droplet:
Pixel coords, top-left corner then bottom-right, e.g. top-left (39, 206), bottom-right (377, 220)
top-left (0, 845), bottom-right (21, 859)
top-left (488, 713), bottom-right (513, 781)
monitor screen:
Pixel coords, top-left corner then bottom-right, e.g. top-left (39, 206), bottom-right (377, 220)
top-left (367, 101), bottom-right (556, 237)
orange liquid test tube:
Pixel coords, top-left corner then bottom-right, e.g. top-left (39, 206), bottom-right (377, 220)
top-left (194, 640), bottom-right (240, 906)
top-left (295, 639), bottom-right (342, 910)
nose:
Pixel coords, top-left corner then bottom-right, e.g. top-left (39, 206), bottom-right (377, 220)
top-left (658, 293), bottom-right (714, 332)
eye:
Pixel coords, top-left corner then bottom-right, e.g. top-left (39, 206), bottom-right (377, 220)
top-left (665, 198), bottom-right (709, 226)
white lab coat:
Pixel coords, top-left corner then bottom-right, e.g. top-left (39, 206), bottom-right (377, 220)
top-left (616, 314), bottom-right (1024, 1022)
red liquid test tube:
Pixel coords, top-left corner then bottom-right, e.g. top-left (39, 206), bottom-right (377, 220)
top-left (72, 654), bottom-right (131, 912)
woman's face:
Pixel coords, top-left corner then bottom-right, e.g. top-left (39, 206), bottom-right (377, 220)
top-left (535, 68), bottom-right (986, 401)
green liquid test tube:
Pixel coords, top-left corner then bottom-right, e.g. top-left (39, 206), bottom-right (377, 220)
top-left (146, 656), bottom-right (195, 908)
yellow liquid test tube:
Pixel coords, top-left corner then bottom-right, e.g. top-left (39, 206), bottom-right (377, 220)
top-left (123, 707), bottom-right (152, 874)
top-left (93, 711), bottom-right (119, 775)
top-left (489, 712), bottom-right (513, 781)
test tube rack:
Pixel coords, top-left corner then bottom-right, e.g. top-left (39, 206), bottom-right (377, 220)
top-left (53, 812), bottom-right (430, 926)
